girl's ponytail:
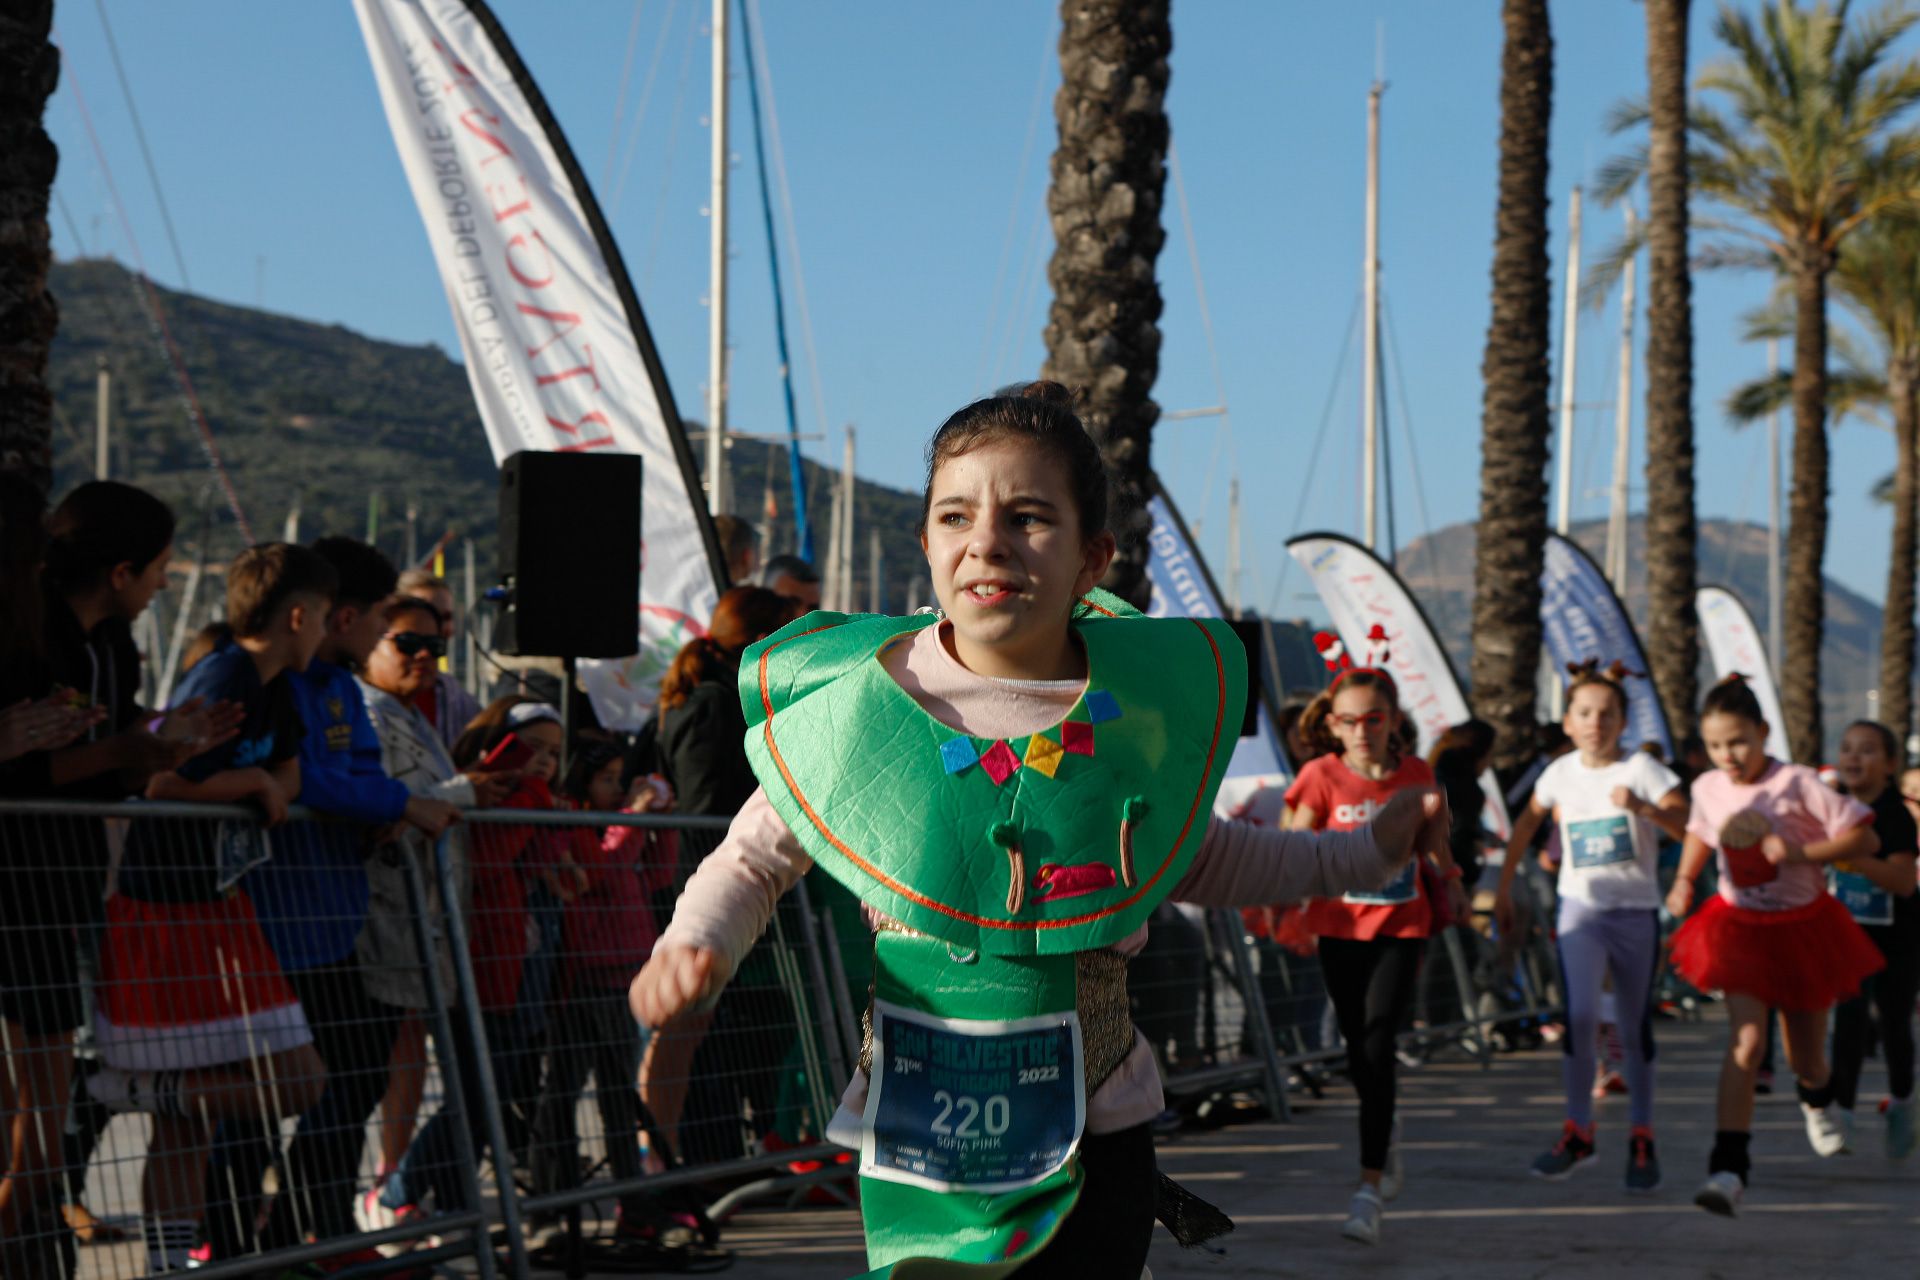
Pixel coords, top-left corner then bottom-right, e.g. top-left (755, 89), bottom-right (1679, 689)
top-left (1701, 672), bottom-right (1765, 726)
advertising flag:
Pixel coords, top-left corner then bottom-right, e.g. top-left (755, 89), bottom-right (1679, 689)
top-left (1540, 533), bottom-right (1673, 757)
top-left (1145, 490), bottom-right (1291, 823)
top-left (1287, 532), bottom-right (1511, 840)
top-left (355, 0), bottom-right (724, 728)
top-left (1696, 586), bottom-right (1792, 760)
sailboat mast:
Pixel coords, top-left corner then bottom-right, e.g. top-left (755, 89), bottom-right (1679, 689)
top-left (706, 0), bottom-right (729, 515)
top-left (1767, 337), bottom-right (1783, 669)
top-left (839, 424), bottom-right (856, 610)
top-left (1554, 185), bottom-right (1583, 536)
top-left (1605, 207), bottom-right (1636, 591)
top-left (1361, 79), bottom-right (1383, 550)
top-left (1227, 477), bottom-right (1243, 618)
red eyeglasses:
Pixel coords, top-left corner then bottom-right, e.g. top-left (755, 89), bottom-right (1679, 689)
top-left (1331, 711), bottom-right (1387, 730)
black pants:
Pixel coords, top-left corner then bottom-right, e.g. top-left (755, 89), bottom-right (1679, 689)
top-left (1014, 1122), bottom-right (1156, 1278)
top-left (531, 984), bottom-right (646, 1214)
top-left (1832, 940), bottom-right (1919, 1108)
top-left (1320, 935), bottom-right (1425, 1171)
top-left (206, 961), bottom-right (400, 1254)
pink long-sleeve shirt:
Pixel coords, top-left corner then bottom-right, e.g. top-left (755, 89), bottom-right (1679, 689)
top-left (658, 620), bottom-right (1398, 1134)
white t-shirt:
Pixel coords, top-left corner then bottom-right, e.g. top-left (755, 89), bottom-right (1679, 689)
top-left (1532, 751), bottom-right (1683, 910)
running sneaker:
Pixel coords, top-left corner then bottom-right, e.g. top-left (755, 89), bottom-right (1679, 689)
top-left (1802, 1102), bottom-right (1850, 1157)
top-left (1340, 1185), bottom-right (1383, 1246)
top-left (1530, 1120), bottom-right (1597, 1180)
top-left (1624, 1129), bottom-right (1661, 1194)
top-left (1592, 1068), bottom-right (1628, 1098)
top-left (1884, 1096), bottom-right (1916, 1160)
top-left (1693, 1170), bottom-right (1743, 1217)
top-left (1379, 1116), bottom-right (1405, 1202)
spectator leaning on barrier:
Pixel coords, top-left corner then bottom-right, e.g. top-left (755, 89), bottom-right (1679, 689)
top-left (396, 569), bottom-right (481, 753)
top-left (90, 542), bottom-right (337, 1275)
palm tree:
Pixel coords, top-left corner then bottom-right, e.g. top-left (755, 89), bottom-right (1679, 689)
top-left (1470, 0), bottom-right (1555, 771)
top-left (0, 0), bottom-right (60, 495)
top-left (1642, 0), bottom-right (1701, 740)
top-left (1040, 0), bottom-right (1171, 610)
top-left (1727, 215), bottom-right (1920, 749)
top-left (1600, 0), bottom-right (1920, 762)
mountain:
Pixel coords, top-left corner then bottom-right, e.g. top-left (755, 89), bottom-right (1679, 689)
top-left (45, 257), bottom-right (930, 608)
top-left (1393, 516), bottom-right (1888, 745)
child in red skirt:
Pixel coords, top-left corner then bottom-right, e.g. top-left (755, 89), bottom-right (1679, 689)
top-left (1665, 676), bottom-right (1882, 1217)
top-left (90, 544), bottom-right (337, 1272)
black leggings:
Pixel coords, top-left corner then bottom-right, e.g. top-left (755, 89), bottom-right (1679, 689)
top-left (1014, 1122), bottom-right (1156, 1278)
top-left (1320, 935), bottom-right (1425, 1171)
top-left (1831, 941), bottom-right (1919, 1108)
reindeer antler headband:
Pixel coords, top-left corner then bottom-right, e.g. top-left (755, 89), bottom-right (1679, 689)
top-left (1565, 657), bottom-right (1641, 685)
top-left (1314, 624), bottom-right (1396, 696)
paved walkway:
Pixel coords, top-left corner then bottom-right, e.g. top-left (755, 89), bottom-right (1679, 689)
top-left (721, 1006), bottom-right (1919, 1278)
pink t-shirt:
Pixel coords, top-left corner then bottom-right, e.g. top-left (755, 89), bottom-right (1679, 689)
top-left (1685, 760), bottom-right (1875, 911)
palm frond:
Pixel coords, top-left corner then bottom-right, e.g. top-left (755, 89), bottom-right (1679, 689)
top-left (1581, 224), bottom-right (1646, 310)
top-left (1593, 146), bottom-right (1648, 205)
top-left (1872, 468), bottom-right (1897, 501)
top-left (1725, 369), bottom-right (1793, 423)
top-left (1604, 95), bottom-right (1651, 135)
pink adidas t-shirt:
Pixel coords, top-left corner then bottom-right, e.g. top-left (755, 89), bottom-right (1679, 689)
top-left (1685, 760), bottom-right (1874, 911)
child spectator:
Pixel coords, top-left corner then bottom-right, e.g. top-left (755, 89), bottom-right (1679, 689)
top-left (395, 569), bottom-right (481, 752)
top-left (531, 743), bottom-right (677, 1232)
top-left (211, 538), bottom-right (459, 1253)
top-left (89, 542), bottom-right (337, 1274)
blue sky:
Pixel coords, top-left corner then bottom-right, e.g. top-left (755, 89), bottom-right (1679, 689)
top-left (43, 1), bottom-right (1911, 621)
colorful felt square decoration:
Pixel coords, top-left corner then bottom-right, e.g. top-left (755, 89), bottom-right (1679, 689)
top-left (979, 740), bottom-right (1022, 786)
top-left (939, 737), bottom-right (981, 775)
top-left (1023, 734), bottom-right (1064, 779)
top-left (1085, 690), bottom-right (1121, 724)
top-left (1061, 721), bottom-right (1095, 756)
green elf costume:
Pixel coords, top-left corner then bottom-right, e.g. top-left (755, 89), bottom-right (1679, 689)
top-left (739, 590), bottom-right (1243, 1277)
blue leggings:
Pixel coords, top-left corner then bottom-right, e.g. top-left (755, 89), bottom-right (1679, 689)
top-left (1556, 900), bottom-right (1659, 1130)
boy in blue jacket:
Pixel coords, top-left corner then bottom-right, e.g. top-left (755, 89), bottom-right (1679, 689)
top-left (213, 537), bottom-right (459, 1253)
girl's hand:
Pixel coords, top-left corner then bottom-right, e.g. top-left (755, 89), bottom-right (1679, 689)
top-left (1761, 834), bottom-right (1801, 866)
top-left (1665, 878), bottom-right (1694, 919)
top-left (0, 695), bottom-right (104, 763)
top-left (626, 773), bottom-right (674, 813)
top-left (1493, 889), bottom-right (1517, 937)
top-left (404, 795), bottom-right (461, 838)
top-left (630, 945), bottom-right (728, 1027)
top-left (464, 770), bottom-right (519, 807)
top-left (1609, 786), bottom-right (1639, 813)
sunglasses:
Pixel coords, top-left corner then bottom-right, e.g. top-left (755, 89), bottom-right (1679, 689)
top-left (386, 631), bottom-right (446, 659)
top-left (1332, 712), bottom-right (1388, 730)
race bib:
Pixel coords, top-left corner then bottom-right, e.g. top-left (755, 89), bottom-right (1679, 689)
top-left (1344, 860), bottom-right (1418, 906)
top-left (1830, 868), bottom-right (1893, 927)
top-left (1567, 815), bottom-right (1635, 870)
top-left (862, 1000), bottom-right (1085, 1195)
top-left (214, 821), bottom-right (273, 895)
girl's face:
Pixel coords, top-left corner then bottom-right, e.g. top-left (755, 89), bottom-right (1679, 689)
top-left (920, 439), bottom-right (1115, 680)
top-left (518, 719), bottom-right (563, 784)
top-left (1563, 683), bottom-right (1625, 758)
top-left (364, 607), bottom-right (442, 698)
top-left (586, 756), bottom-right (624, 811)
top-left (1836, 725), bottom-right (1893, 796)
top-left (1330, 683), bottom-right (1399, 769)
top-left (1701, 710), bottom-right (1768, 783)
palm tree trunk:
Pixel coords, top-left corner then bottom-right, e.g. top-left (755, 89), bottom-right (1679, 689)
top-left (0, 0), bottom-right (60, 494)
top-left (1641, 0), bottom-right (1698, 740)
top-left (1470, 0), bottom-right (1555, 771)
top-left (1879, 361), bottom-right (1918, 752)
top-left (1782, 256), bottom-right (1831, 763)
top-left (1040, 0), bottom-right (1171, 610)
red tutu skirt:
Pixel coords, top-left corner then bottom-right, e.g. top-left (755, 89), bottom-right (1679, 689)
top-left (1669, 893), bottom-right (1885, 1012)
top-left (95, 893), bottom-right (311, 1070)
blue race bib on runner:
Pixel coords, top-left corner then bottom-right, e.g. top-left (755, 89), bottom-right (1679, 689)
top-left (1344, 860), bottom-right (1418, 906)
top-left (1567, 815), bottom-right (1635, 870)
top-left (1829, 868), bottom-right (1893, 927)
top-left (862, 1001), bottom-right (1085, 1194)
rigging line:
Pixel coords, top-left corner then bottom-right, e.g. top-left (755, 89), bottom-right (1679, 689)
top-left (54, 189), bottom-right (89, 257)
top-left (1265, 292), bottom-right (1363, 617)
top-left (610, 0), bottom-right (682, 219)
top-left (59, 42), bottom-right (252, 540)
top-left (1722, 420), bottom-right (1764, 587)
top-left (1171, 142), bottom-right (1236, 532)
top-left (1381, 294), bottom-right (1442, 595)
top-left (744, 0), bottom-right (830, 440)
top-left (737, 0), bottom-right (811, 560)
top-left (972, 26), bottom-right (1055, 397)
top-left (602, 0), bottom-right (649, 191)
top-left (641, 6), bottom-right (702, 288)
top-left (91, 0), bottom-right (191, 292)
top-left (1378, 340), bottom-right (1397, 564)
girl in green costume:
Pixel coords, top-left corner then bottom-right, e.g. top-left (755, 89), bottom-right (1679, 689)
top-left (631, 383), bottom-right (1447, 1278)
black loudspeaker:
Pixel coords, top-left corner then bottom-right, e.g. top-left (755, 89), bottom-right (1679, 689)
top-left (496, 451), bottom-right (642, 658)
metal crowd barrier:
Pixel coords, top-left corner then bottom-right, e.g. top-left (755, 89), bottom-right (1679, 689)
top-left (0, 799), bottom-right (1566, 1280)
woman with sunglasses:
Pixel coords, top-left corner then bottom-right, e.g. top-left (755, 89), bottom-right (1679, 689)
top-left (1284, 656), bottom-right (1462, 1247)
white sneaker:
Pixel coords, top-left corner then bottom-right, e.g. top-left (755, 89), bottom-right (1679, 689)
top-left (1693, 1170), bottom-right (1743, 1217)
top-left (1340, 1185), bottom-right (1383, 1246)
top-left (1379, 1117), bottom-right (1405, 1202)
top-left (1803, 1102), bottom-right (1850, 1157)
